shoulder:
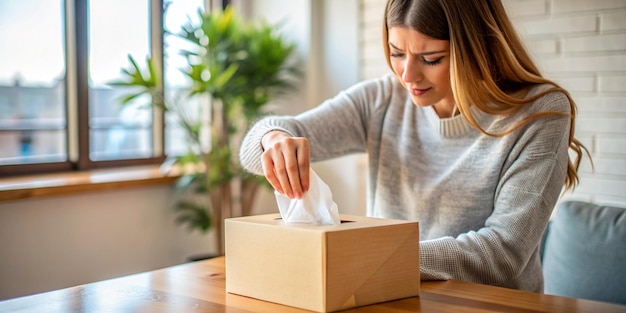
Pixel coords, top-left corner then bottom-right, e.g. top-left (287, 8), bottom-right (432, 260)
top-left (510, 84), bottom-right (573, 153)
top-left (524, 84), bottom-right (572, 115)
top-left (481, 84), bottom-right (573, 138)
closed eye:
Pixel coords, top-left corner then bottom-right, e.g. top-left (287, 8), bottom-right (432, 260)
top-left (423, 57), bottom-right (443, 66)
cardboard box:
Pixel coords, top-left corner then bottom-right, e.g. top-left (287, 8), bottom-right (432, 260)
top-left (225, 213), bottom-right (420, 312)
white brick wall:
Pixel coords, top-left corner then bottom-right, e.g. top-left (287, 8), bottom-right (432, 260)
top-left (359, 0), bottom-right (626, 206)
top-left (520, 15), bottom-right (598, 36)
top-left (552, 0), bottom-right (626, 13)
top-left (602, 11), bottom-right (626, 31)
top-left (358, 1), bottom-right (389, 79)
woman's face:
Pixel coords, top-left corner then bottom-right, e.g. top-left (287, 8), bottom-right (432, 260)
top-left (388, 26), bottom-right (454, 118)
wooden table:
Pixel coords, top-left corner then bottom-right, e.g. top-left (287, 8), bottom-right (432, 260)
top-left (1, 256), bottom-right (624, 313)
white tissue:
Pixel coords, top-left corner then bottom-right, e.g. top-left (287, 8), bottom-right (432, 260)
top-left (274, 170), bottom-right (341, 225)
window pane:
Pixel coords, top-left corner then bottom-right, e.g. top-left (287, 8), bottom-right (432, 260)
top-left (90, 128), bottom-right (152, 160)
top-left (0, 0), bottom-right (66, 165)
top-left (89, 0), bottom-right (152, 161)
top-left (89, 90), bottom-right (153, 160)
top-left (0, 130), bottom-right (66, 165)
top-left (163, 0), bottom-right (205, 156)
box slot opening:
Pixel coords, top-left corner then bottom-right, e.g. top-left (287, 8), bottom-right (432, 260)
top-left (273, 218), bottom-right (354, 223)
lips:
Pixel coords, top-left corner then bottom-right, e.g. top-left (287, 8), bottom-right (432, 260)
top-left (410, 87), bottom-right (431, 96)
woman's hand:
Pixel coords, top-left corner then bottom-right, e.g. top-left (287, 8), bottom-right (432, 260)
top-left (261, 131), bottom-right (310, 199)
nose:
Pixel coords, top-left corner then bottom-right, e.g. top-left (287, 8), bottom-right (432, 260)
top-left (402, 57), bottom-right (422, 83)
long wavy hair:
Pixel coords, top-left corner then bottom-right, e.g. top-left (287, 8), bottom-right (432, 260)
top-left (383, 0), bottom-right (589, 191)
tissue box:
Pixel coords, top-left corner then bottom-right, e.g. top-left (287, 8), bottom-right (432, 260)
top-left (225, 213), bottom-right (420, 312)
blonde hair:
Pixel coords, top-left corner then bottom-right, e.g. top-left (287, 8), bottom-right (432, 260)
top-left (383, 0), bottom-right (589, 191)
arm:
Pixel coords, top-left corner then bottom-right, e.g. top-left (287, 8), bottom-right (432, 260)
top-left (238, 90), bottom-right (370, 198)
top-left (239, 75), bottom-right (396, 183)
top-left (239, 97), bottom-right (369, 175)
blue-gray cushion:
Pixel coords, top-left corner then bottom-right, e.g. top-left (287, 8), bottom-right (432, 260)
top-left (542, 200), bottom-right (626, 305)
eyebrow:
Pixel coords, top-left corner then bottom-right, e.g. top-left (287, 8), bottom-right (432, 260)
top-left (388, 42), bottom-right (447, 56)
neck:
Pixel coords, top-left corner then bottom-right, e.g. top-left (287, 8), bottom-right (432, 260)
top-left (433, 104), bottom-right (458, 119)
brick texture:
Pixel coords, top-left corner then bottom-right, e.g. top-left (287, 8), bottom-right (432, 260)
top-left (519, 15), bottom-right (598, 36)
top-left (602, 11), bottom-right (626, 31)
top-left (552, 0), bottom-right (626, 14)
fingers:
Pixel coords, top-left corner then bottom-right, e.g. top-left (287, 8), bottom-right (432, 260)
top-left (261, 136), bottom-right (310, 199)
top-left (297, 141), bottom-right (310, 193)
top-left (261, 151), bottom-right (284, 194)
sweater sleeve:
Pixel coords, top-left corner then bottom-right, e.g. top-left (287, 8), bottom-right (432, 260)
top-left (239, 76), bottom-right (395, 175)
top-left (419, 95), bottom-right (572, 290)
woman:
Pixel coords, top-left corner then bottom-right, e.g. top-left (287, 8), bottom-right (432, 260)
top-left (238, 0), bottom-right (587, 292)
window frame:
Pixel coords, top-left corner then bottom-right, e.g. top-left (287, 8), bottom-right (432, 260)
top-left (0, 0), bottom-right (167, 177)
top-left (0, 0), bottom-right (230, 178)
top-left (73, 0), bottom-right (166, 171)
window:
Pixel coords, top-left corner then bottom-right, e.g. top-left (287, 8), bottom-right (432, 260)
top-left (0, 0), bottom-right (222, 177)
top-left (0, 0), bottom-right (67, 170)
top-left (88, 0), bottom-right (153, 162)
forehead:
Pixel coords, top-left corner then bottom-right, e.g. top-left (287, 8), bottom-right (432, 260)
top-left (388, 26), bottom-right (449, 53)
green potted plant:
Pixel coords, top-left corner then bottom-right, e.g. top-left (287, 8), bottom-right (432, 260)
top-left (111, 6), bottom-right (299, 255)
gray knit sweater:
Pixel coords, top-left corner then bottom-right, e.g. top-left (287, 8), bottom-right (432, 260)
top-left (238, 74), bottom-right (570, 292)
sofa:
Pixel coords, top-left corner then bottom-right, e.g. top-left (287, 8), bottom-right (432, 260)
top-left (541, 200), bottom-right (626, 305)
